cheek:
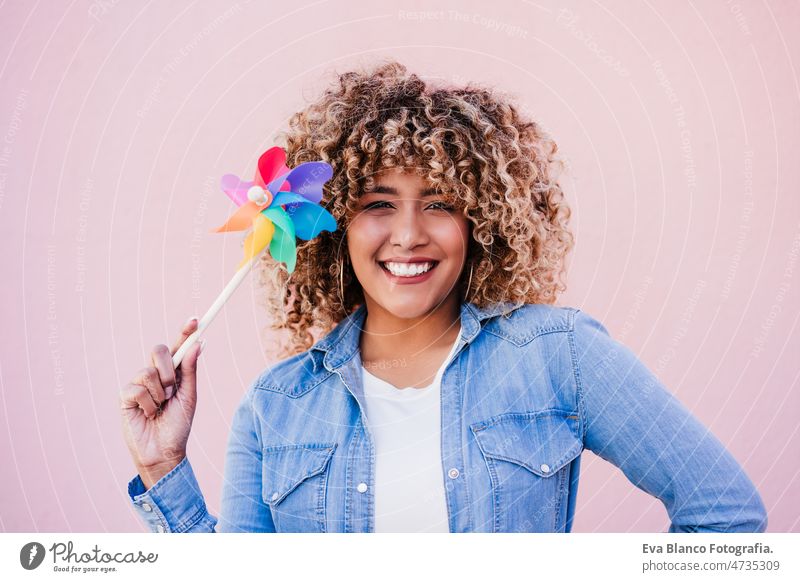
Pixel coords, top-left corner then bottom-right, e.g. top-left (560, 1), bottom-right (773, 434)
top-left (437, 220), bottom-right (470, 258)
top-left (346, 218), bottom-right (385, 258)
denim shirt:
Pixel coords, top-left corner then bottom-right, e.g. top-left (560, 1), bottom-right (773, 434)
top-left (127, 302), bottom-right (768, 533)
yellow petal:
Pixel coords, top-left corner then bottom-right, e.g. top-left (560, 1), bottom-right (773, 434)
top-left (239, 214), bottom-right (275, 267)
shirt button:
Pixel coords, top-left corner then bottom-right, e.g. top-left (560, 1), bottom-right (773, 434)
top-left (141, 502), bottom-right (152, 512)
top-left (540, 464), bottom-right (551, 474)
top-left (271, 492), bottom-right (279, 502)
top-left (356, 482), bottom-right (368, 493)
top-left (448, 468), bottom-right (460, 479)
top-left (156, 524), bottom-right (165, 533)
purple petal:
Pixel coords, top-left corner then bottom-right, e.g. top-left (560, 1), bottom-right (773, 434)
top-left (266, 162), bottom-right (332, 204)
top-left (220, 174), bottom-right (254, 206)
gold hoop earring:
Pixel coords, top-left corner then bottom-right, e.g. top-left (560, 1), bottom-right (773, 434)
top-left (465, 263), bottom-right (474, 303)
top-left (339, 257), bottom-right (346, 305)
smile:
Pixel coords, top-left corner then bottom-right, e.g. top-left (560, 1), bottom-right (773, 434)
top-left (378, 260), bottom-right (439, 282)
top-left (381, 261), bottom-right (435, 276)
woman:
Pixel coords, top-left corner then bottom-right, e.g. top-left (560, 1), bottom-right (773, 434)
top-left (120, 61), bottom-right (767, 533)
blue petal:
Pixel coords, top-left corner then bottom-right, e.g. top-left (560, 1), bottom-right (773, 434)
top-left (289, 203), bottom-right (337, 240)
top-left (270, 192), bottom-right (338, 240)
top-left (271, 192), bottom-right (307, 207)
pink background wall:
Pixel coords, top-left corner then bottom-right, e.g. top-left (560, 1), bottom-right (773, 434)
top-left (1, 0), bottom-right (798, 532)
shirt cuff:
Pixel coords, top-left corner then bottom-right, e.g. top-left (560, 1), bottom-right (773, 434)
top-left (128, 457), bottom-right (211, 533)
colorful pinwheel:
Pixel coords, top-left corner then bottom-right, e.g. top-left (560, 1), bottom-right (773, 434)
top-left (213, 146), bottom-right (337, 273)
top-left (171, 146), bottom-right (336, 368)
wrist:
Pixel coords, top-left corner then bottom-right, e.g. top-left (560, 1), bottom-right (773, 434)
top-left (137, 455), bottom-right (185, 490)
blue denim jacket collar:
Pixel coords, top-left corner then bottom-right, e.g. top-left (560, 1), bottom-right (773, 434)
top-left (310, 300), bottom-right (525, 373)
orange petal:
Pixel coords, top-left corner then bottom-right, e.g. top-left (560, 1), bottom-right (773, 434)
top-left (211, 201), bottom-right (260, 233)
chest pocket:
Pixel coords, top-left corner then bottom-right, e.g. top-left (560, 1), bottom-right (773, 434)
top-left (261, 443), bottom-right (336, 532)
top-left (470, 410), bottom-right (583, 532)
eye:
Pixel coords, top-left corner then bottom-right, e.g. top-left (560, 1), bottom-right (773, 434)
top-left (427, 201), bottom-right (454, 211)
top-left (361, 200), bottom-right (454, 211)
top-left (363, 200), bottom-right (393, 210)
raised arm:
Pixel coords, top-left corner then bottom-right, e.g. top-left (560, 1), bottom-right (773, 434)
top-left (127, 385), bottom-right (275, 532)
top-left (571, 309), bottom-right (768, 532)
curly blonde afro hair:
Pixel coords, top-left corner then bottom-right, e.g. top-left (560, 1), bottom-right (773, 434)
top-left (257, 60), bottom-right (574, 359)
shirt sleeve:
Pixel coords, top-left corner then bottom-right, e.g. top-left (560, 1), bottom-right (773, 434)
top-left (128, 456), bottom-right (217, 532)
top-left (571, 309), bottom-right (768, 532)
top-left (127, 385), bottom-right (276, 533)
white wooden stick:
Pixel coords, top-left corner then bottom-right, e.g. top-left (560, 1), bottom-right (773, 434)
top-left (172, 253), bottom-right (260, 368)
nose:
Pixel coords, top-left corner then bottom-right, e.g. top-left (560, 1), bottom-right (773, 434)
top-left (389, 203), bottom-right (430, 249)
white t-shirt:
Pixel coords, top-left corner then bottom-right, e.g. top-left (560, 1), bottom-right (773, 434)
top-left (360, 327), bottom-right (462, 533)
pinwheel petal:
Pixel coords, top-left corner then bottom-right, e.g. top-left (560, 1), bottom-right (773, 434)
top-left (267, 161), bottom-right (332, 204)
top-left (256, 147), bottom-right (290, 188)
top-left (270, 191), bottom-right (308, 207)
top-left (238, 213), bottom-right (275, 268)
top-left (270, 192), bottom-right (336, 240)
top-left (262, 206), bottom-right (297, 274)
top-left (288, 205), bottom-right (336, 240)
top-left (212, 201), bottom-right (261, 233)
top-left (220, 174), bottom-right (253, 207)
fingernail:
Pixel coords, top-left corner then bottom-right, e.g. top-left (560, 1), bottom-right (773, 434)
top-left (185, 315), bottom-right (199, 326)
top-left (198, 339), bottom-right (207, 355)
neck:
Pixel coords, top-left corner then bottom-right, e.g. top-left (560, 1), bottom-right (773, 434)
top-left (359, 295), bottom-right (462, 362)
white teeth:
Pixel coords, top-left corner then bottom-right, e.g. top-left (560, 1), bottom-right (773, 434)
top-left (383, 261), bottom-right (434, 277)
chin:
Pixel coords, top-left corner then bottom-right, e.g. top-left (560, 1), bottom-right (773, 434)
top-left (383, 303), bottom-right (435, 320)
top-left (368, 290), bottom-right (456, 320)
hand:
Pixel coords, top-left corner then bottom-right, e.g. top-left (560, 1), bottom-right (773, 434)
top-left (120, 317), bottom-right (204, 489)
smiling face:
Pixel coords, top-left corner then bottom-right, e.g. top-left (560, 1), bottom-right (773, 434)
top-left (346, 167), bottom-right (470, 322)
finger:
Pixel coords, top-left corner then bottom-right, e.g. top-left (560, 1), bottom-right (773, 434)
top-left (176, 340), bottom-right (203, 401)
top-left (171, 316), bottom-right (199, 356)
top-left (130, 366), bottom-right (166, 409)
top-left (120, 382), bottom-right (159, 419)
top-left (151, 344), bottom-right (176, 400)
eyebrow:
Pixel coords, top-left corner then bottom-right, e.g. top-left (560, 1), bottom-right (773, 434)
top-left (362, 185), bottom-right (439, 197)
